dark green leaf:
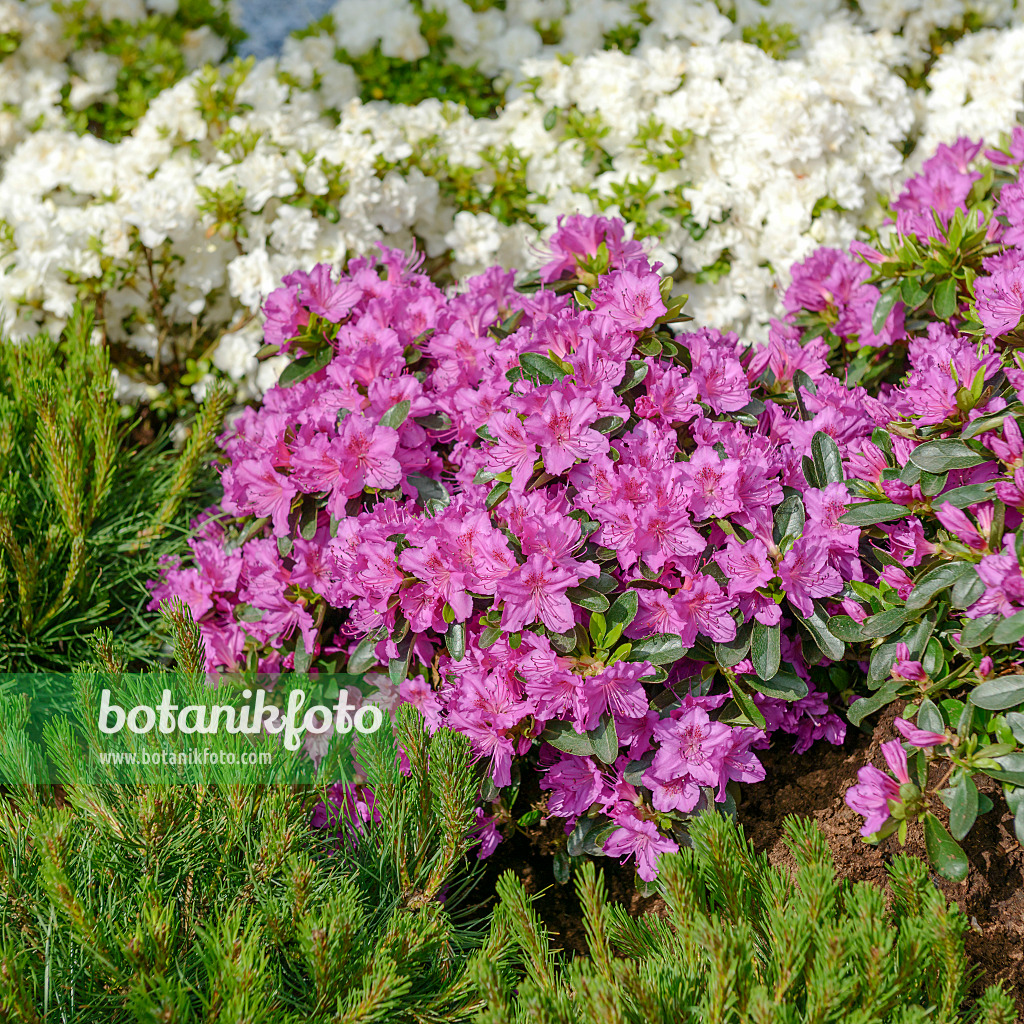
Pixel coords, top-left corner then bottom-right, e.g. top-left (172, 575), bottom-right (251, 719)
top-left (947, 774), bottom-right (979, 841)
top-left (615, 360), bottom-right (648, 393)
top-left (566, 587), bottom-right (610, 613)
top-left (950, 568), bottom-right (985, 610)
top-left (993, 612), bottom-right (1024, 645)
top-left (731, 686), bottom-right (767, 730)
top-left (848, 683), bottom-right (901, 726)
top-left (909, 439), bottom-right (990, 473)
top-left (932, 483), bottom-right (996, 508)
top-left (932, 276), bottom-right (958, 319)
top-left (445, 621), bottom-right (466, 661)
top-left (792, 602), bottom-right (844, 662)
top-left (378, 399), bottom-right (411, 429)
top-left (541, 720), bottom-right (594, 757)
top-left (590, 714), bottom-right (619, 764)
top-left (714, 622), bottom-right (751, 669)
top-left (827, 615), bottom-right (867, 642)
top-left (407, 473), bottom-right (450, 509)
top-left (982, 753), bottom-right (1024, 786)
top-left (592, 415), bottom-right (624, 434)
top-left (959, 614), bottom-right (998, 648)
top-left (971, 675), bottom-right (1024, 711)
top-left (772, 494), bottom-right (805, 546)
top-left (748, 671), bottom-right (808, 701)
top-left (519, 352), bottom-right (568, 384)
top-left (485, 481), bottom-right (509, 510)
top-left (871, 286), bottom-right (901, 335)
top-left (860, 607), bottom-right (909, 638)
top-left (293, 634), bottom-right (312, 675)
top-left (277, 345), bottom-right (333, 387)
top-left (923, 812), bottom-right (969, 881)
top-left (628, 633), bottom-right (686, 665)
top-left (607, 591), bottom-right (639, 631)
top-left (347, 636), bottom-right (380, 673)
top-left (479, 626), bottom-right (502, 649)
top-left (906, 562), bottom-right (977, 612)
top-left (917, 698), bottom-right (944, 735)
top-left (750, 621), bottom-right (781, 681)
top-left (811, 431), bottom-right (844, 486)
top-left (839, 502), bottom-right (911, 526)
top-left (867, 642), bottom-right (901, 688)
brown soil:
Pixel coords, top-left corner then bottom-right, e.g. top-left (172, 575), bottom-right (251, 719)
top-left (740, 704), bottom-right (1024, 1011)
top-left (480, 709), bottom-right (1024, 1010)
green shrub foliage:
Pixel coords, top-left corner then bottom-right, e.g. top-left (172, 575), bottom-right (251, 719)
top-left (475, 812), bottom-right (1017, 1024)
top-left (0, 306), bottom-right (225, 670)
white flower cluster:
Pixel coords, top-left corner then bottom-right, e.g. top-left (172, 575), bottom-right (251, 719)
top-left (3, 12), bottom-right (1024, 405)
top-left (0, 0), bottom-right (235, 159)
top-left (307, 0), bottom-right (1022, 78)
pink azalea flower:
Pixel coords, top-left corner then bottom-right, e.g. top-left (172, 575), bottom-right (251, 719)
top-left (592, 269), bottom-right (667, 330)
top-left (777, 538), bottom-right (842, 616)
top-left (524, 392), bottom-right (608, 476)
top-left (894, 717), bottom-right (946, 748)
top-left (500, 554), bottom-right (590, 634)
top-left (845, 740), bottom-right (911, 838)
top-left (603, 808), bottom-right (679, 881)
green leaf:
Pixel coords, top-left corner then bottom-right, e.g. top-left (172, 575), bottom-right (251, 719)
top-left (378, 399), bottom-right (411, 429)
top-left (932, 276), bottom-right (958, 320)
top-left (909, 439), bottom-right (990, 473)
top-left (714, 621), bottom-right (751, 669)
top-left (917, 698), bottom-right (944, 735)
top-left (590, 714), bottom-right (619, 764)
top-left (407, 473), bottom-right (450, 509)
top-left (293, 634), bottom-right (312, 675)
top-left (871, 285), bottom-right (901, 335)
top-left (592, 415), bottom-right (624, 434)
top-left (848, 683), bottom-right (901, 727)
top-left (748, 671), bottom-right (808, 701)
top-left (347, 636), bottom-right (380, 673)
top-left (947, 774), bottom-right (979, 841)
top-left (277, 345), bottom-right (333, 387)
top-left (959, 614), bottom-right (998, 648)
top-left (731, 686), bottom-right (767, 730)
top-left (923, 812), bottom-right (969, 881)
top-left (606, 591), bottom-right (639, 632)
top-left (627, 633), bottom-right (686, 665)
top-left (811, 431), bottom-right (844, 486)
top-left (906, 562), bottom-right (977, 611)
top-left (479, 626), bottom-right (502, 649)
top-left (519, 352), bottom-right (568, 384)
top-left (838, 502), bottom-right (911, 526)
top-left (445, 621), bottom-right (466, 662)
top-left (993, 611), bottom-right (1024, 645)
top-left (485, 481), bottom-right (509, 510)
top-left (931, 483), bottom-right (996, 508)
top-left (982, 753), bottom-right (1024, 786)
top-left (615, 360), bottom-right (648, 393)
top-left (772, 494), bottom-right (805, 546)
top-left (566, 587), bottom-right (610, 613)
top-left (860, 607), bottom-right (910, 638)
top-left (541, 720), bottom-right (595, 757)
top-left (792, 602), bottom-right (844, 662)
top-left (826, 615), bottom-right (867, 642)
top-left (950, 568), bottom-right (985, 610)
top-left (750, 621), bottom-right (781, 681)
top-left (971, 675), bottom-right (1024, 711)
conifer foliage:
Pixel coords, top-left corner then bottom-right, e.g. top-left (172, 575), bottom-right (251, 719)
top-left (475, 811), bottom-right (1016, 1024)
top-left (0, 306), bottom-right (226, 671)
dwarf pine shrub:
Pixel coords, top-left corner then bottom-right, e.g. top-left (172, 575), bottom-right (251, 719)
top-left (473, 811), bottom-right (1017, 1024)
top-left (0, 610), bottom-right (508, 1022)
top-left (0, 306), bottom-right (226, 671)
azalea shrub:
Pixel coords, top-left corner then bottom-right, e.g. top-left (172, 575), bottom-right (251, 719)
top-left (150, 128), bottom-right (1024, 882)
top-left (771, 131), bottom-right (1024, 879)
top-left (149, 211), bottom-right (892, 884)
